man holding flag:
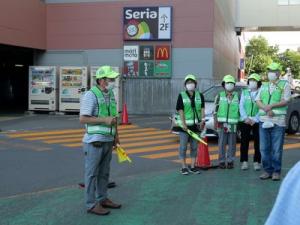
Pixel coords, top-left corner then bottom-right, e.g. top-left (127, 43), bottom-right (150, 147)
top-left (80, 65), bottom-right (122, 216)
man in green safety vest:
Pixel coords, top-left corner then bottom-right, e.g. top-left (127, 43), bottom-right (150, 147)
top-left (214, 75), bottom-right (240, 169)
top-left (80, 65), bottom-right (121, 215)
top-left (239, 73), bottom-right (262, 171)
top-left (255, 62), bottom-right (291, 181)
top-left (175, 74), bottom-right (205, 175)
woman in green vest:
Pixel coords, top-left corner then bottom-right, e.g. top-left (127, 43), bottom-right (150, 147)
top-left (214, 75), bottom-right (239, 169)
top-left (175, 74), bottom-right (205, 175)
top-left (239, 73), bottom-right (262, 171)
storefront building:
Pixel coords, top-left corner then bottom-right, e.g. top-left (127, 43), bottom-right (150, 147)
top-left (0, 0), bottom-right (239, 114)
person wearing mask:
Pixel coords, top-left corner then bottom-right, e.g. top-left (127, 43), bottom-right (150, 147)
top-left (239, 73), bottom-right (262, 171)
top-left (255, 62), bottom-right (291, 181)
top-left (79, 65), bottom-right (121, 215)
top-left (175, 74), bottom-right (205, 175)
top-left (214, 75), bottom-right (239, 169)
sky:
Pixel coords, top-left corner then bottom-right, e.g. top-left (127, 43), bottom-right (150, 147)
top-left (244, 31), bottom-right (300, 52)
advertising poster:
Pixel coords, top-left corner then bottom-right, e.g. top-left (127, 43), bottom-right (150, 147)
top-left (155, 45), bottom-right (170, 60)
top-left (139, 45), bottom-right (154, 60)
top-left (154, 60), bottom-right (172, 77)
top-left (124, 45), bottom-right (139, 61)
top-left (123, 6), bottom-right (172, 40)
top-left (139, 61), bottom-right (154, 77)
top-left (123, 61), bottom-right (139, 77)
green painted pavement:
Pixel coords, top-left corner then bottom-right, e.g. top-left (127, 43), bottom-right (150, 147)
top-left (0, 168), bottom-right (284, 225)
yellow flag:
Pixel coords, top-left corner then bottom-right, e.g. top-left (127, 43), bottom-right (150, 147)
top-left (186, 129), bottom-right (208, 145)
top-left (116, 146), bottom-right (132, 163)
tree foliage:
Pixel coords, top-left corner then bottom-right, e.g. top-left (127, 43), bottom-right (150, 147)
top-left (245, 35), bottom-right (300, 79)
top-left (245, 36), bottom-right (279, 74)
top-left (278, 50), bottom-right (300, 79)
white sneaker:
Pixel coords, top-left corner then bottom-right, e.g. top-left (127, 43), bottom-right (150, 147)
top-left (241, 161), bottom-right (248, 170)
top-left (253, 162), bottom-right (261, 171)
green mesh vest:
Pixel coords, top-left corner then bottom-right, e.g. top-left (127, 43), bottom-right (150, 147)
top-left (176, 91), bottom-right (202, 126)
top-left (242, 89), bottom-right (259, 117)
top-left (86, 86), bottom-right (117, 135)
top-left (217, 91), bottom-right (239, 124)
top-left (259, 80), bottom-right (288, 116)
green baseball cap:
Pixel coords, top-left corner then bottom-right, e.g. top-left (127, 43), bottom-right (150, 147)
top-left (223, 74), bottom-right (236, 84)
top-left (248, 73), bottom-right (261, 82)
top-left (184, 74), bottom-right (197, 82)
top-left (267, 62), bottom-right (282, 71)
top-left (96, 65), bottom-right (119, 79)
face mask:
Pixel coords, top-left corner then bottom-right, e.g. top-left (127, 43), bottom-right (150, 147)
top-left (225, 83), bottom-right (235, 92)
top-left (248, 80), bottom-right (258, 90)
top-left (106, 82), bottom-right (115, 90)
top-left (186, 83), bottom-right (195, 91)
top-left (268, 72), bottom-right (278, 81)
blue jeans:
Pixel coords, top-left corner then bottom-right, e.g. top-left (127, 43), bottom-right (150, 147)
top-left (83, 141), bottom-right (113, 210)
top-left (259, 123), bottom-right (285, 174)
top-left (178, 131), bottom-right (198, 160)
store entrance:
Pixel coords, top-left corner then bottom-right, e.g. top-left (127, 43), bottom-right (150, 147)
top-left (0, 44), bottom-right (33, 113)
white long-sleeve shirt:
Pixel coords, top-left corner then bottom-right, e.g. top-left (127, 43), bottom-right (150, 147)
top-left (239, 89), bottom-right (260, 123)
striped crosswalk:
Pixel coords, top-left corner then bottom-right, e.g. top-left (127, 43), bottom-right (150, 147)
top-left (5, 125), bottom-right (300, 164)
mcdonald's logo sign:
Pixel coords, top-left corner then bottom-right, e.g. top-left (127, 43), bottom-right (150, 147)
top-left (155, 46), bottom-right (170, 60)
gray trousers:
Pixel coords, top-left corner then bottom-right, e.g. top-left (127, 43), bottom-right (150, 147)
top-left (218, 129), bottom-right (237, 163)
top-left (83, 142), bottom-right (113, 210)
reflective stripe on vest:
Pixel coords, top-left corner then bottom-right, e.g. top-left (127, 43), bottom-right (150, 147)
top-left (259, 80), bottom-right (287, 116)
top-left (217, 91), bottom-right (239, 124)
top-left (176, 91), bottom-right (202, 126)
top-left (86, 86), bottom-right (117, 135)
top-left (243, 89), bottom-right (259, 117)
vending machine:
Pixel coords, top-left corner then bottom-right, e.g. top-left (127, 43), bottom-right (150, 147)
top-left (59, 66), bottom-right (88, 112)
top-left (90, 66), bottom-right (121, 112)
top-left (28, 66), bottom-right (58, 111)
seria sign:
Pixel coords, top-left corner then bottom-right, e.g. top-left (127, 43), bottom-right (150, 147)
top-left (125, 8), bottom-right (158, 19)
top-left (123, 6), bottom-right (172, 41)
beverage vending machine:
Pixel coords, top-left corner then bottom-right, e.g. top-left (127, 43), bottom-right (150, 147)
top-left (90, 66), bottom-right (121, 112)
top-left (28, 66), bottom-right (58, 111)
top-left (59, 66), bottom-right (88, 112)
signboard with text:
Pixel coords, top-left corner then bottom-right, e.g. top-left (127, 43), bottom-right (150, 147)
top-left (123, 44), bottom-right (171, 78)
top-left (124, 45), bottom-right (139, 61)
top-left (123, 6), bottom-right (172, 41)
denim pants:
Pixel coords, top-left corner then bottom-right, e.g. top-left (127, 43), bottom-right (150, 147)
top-left (83, 141), bottom-right (113, 210)
top-left (259, 123), bottom-right (285, 174)
top-left (178, 131), bottom-right (198, 160)
top-left (218, 129), bottom-right (236, 163)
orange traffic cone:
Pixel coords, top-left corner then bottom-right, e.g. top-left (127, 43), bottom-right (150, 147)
top-left (196, 137), bottom-right (211, 169)
top-left (120, 103), bottom-right (131, 125)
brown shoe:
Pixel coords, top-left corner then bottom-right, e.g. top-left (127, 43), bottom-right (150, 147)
top-left (87, 203), bottom-right (110, 215)
top-left (101, 198), bottom-right (122, 209)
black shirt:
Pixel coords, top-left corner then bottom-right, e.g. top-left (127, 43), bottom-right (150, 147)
top-left (176, 91), bottom-right (205, 132)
